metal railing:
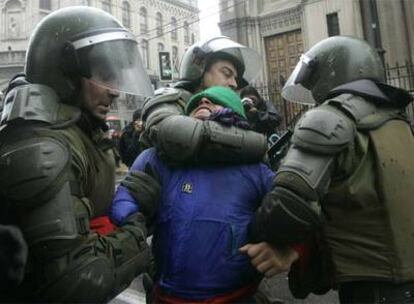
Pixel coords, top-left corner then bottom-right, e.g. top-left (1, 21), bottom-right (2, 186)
top-left (250, 81), bottom-right (311, 133)
top-left (386, 61), bottom-right (414, 122)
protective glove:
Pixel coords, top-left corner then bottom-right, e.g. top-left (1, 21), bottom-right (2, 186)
top-left (120, 164), bottom-right (161, 222)
top-left (0, 225), bottom-right (28, 289)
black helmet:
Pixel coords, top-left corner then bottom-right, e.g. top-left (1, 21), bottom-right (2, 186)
top-left (282, 36), bottom-right (385, 104)
top-left (25, 6), bottom-right (153, 105)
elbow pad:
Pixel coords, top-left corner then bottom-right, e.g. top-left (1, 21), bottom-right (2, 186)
top-left (0, 136), bottom-right (78, 246)
top-left (199, 120), bottom-right (267, 164)
top-left (254, 187), bottom-right (321, 246)
top-left (154, 115), bottom-right (204, 164)
top-left (155, 115), bottom-right (267, 165)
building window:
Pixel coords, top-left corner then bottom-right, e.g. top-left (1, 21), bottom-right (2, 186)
top-left (39, 0), bottom-right (51, 10)
top-left (157, 43), bottom-right (164, 52)
top-left (126, 94), bottom-right (137, 110)
top-left (122, 1), bottom-right (131, 28)
top-left (184, 22), bottom-right (190, 44)
top-left (221, 0), bottom-right (234, 13)
top-left (5, 0), bottom-right (23, 39)
top-left (102, 0), bottom-right (111, 13)
top-left (156, 12), bottom-right (163, 36)
top-left (327, 12), bottom-right (340, 36)
top-left (172, 46), bottom-right (179, 74)
top-left (140, 39), bottom-right (149, 68)
top-left (171, 17), bottom-right (178, 40)
top-left (140, 7), bottom-right (148, 34)
top-left (110, 99), bottom-right (118, 110)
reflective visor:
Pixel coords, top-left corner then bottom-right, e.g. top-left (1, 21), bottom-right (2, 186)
top-left (73, 31), bottom-right (154, 97)
top-left (204, 37), bottom-right (262, 83)
top-left (220, 47), bottom-right (262, 83)
top-left (281, 54), bottom-right (316, 104)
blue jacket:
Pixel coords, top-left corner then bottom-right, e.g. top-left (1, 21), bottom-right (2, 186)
top-left (110, 148), bottom-right (275, 300)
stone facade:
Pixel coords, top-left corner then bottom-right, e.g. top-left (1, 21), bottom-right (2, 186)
top-left (0, 0), bottom-right (199, 127)
top-left (219, 0), bottom-right (414, 86)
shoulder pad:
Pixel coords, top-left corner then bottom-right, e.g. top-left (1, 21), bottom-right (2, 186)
top-left (1, 84), bottom-right (79, 127)
top-left (292, 105), bottom-right (355, 155)
top-left (326, 93), bottom-right (404, 130)
top-left (154, 87), bottom-right (181, 97)
top-left (0, 136), bottom-right (70, 205)
top-left (142, 87), bottom-right (191, 121)
top-left (1, 84), bottom-right (59, 125)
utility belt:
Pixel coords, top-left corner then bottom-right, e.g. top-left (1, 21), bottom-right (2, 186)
top-left (339, 281), bottom-right (414, 304)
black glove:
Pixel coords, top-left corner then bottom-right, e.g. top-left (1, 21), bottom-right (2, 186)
top-left (123, 212), bottom-right (148, 241)
top-left (120, 164), bottom-right (161, 221)
top-left (0, 225), bottom-right (28, 289)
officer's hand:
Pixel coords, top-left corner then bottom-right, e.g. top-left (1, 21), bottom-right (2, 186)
top-left (0, 225), bottom-right (28, 288)
top-left (248, 106), bottom-right (258, 113)
top-left (239, 242), bottom-right (298, 278)
top-left (120, 164), bottom-right (161, 221)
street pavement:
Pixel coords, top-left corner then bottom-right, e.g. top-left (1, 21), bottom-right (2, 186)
top-left (109, 276), bottom-right (146, 304)
top-left (112, 166), bottom-right (339, 304)
top-left (109, 274), bottom-right (339, 304)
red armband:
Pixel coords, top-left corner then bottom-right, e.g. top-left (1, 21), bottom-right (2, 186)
top-left (90, 216), bottom-right (116, 235)
top-left (292, 243), bottom-right (308, 259)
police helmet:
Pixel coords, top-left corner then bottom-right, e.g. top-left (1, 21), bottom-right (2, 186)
top-left (179, 36), bottom-right (262, 89)
top-left (25, 6), bottom-right (153, 104)
top-left (282, 36), bottom-right (385, 104)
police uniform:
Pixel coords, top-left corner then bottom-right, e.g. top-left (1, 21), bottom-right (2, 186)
top-left (0, 7), bottom-right (153, 302)
top-left (253, 36), bottom-right (414, 304)
top-left (139, 37), bottom-right (268, 166)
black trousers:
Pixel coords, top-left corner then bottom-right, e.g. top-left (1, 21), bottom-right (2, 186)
top-left (339, 281), bottom-right (414, 304)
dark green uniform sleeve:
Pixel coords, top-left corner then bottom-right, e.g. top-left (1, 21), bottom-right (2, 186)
top-left (0, 129), bottom-right (150, 303)
top-left (0, 225), bottom-right (27, 290)
top-left (252, 105), bottom-right (355, 246)
top-left (141, 87), bottom-right (268, 165)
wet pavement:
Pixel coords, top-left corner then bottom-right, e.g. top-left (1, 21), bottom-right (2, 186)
top-left (109, 274), bottom-right (339, 304)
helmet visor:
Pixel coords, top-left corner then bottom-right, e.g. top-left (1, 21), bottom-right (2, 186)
top-left (281, 54), bottom-right (316, 104)
top-left (204, 37), bottom-right (262, 83)
top-left (79, 39), bottom-right (153, 97)
top-left (220, 47), bottom-right (262, 84)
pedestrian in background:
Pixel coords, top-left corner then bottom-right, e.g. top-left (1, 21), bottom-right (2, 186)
top-left (240, 85), bottom-right (282, 139)
top-left (119, 109), bottom-right (145, 168)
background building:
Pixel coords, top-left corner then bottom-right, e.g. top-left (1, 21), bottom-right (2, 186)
top-left (0, 0), bottom-right (200, 127)
top-left (219, 0), bottom-right (414, 130)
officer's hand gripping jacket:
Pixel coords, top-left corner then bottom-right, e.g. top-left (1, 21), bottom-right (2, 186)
top-left (121, 163), bottom-right (161, 224)
top-left (0, 84), bottom-right (150, 302)
top-left (141, 87), bottom-right (268, 165)
top-left (0, 224), bottom-right (27, 290)
top-left (253, 102), bottom-right (355, 246)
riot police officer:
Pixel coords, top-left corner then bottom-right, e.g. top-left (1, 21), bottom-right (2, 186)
top-left (140, 36), bottom-right (268, 165)
top-left (252, 36), bottom-right (414, 303)
top-left (0, 7), bottom-right (155, 302)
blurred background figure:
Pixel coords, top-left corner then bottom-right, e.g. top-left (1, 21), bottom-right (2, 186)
top-left (240, 85), bottom-right (282, 141)
top-left (119, 109), bottom-right (144, 168)
top-left (0, 225), bottom-right (27, 292)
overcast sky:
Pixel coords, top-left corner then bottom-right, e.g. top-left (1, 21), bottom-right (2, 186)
top-left (198, 0), bottom-right (221, 40)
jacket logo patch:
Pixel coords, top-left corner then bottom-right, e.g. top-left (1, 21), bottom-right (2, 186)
top-left (182, 182), bottom-right (193, 194)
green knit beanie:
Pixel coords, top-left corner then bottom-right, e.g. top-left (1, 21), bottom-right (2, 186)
top-left (185, 86), bottom-right (246, 119)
